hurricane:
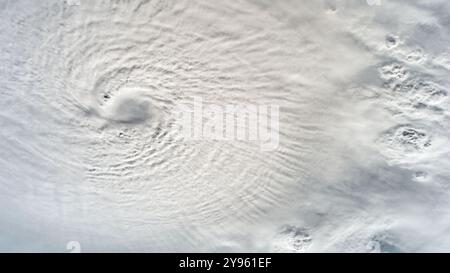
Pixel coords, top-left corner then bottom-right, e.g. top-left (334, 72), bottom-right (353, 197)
top-left (1, 0), bottom-right (450, 252)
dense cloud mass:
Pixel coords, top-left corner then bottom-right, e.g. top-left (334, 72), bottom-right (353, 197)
top-left (1, 0), bottom-right (450, 252)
